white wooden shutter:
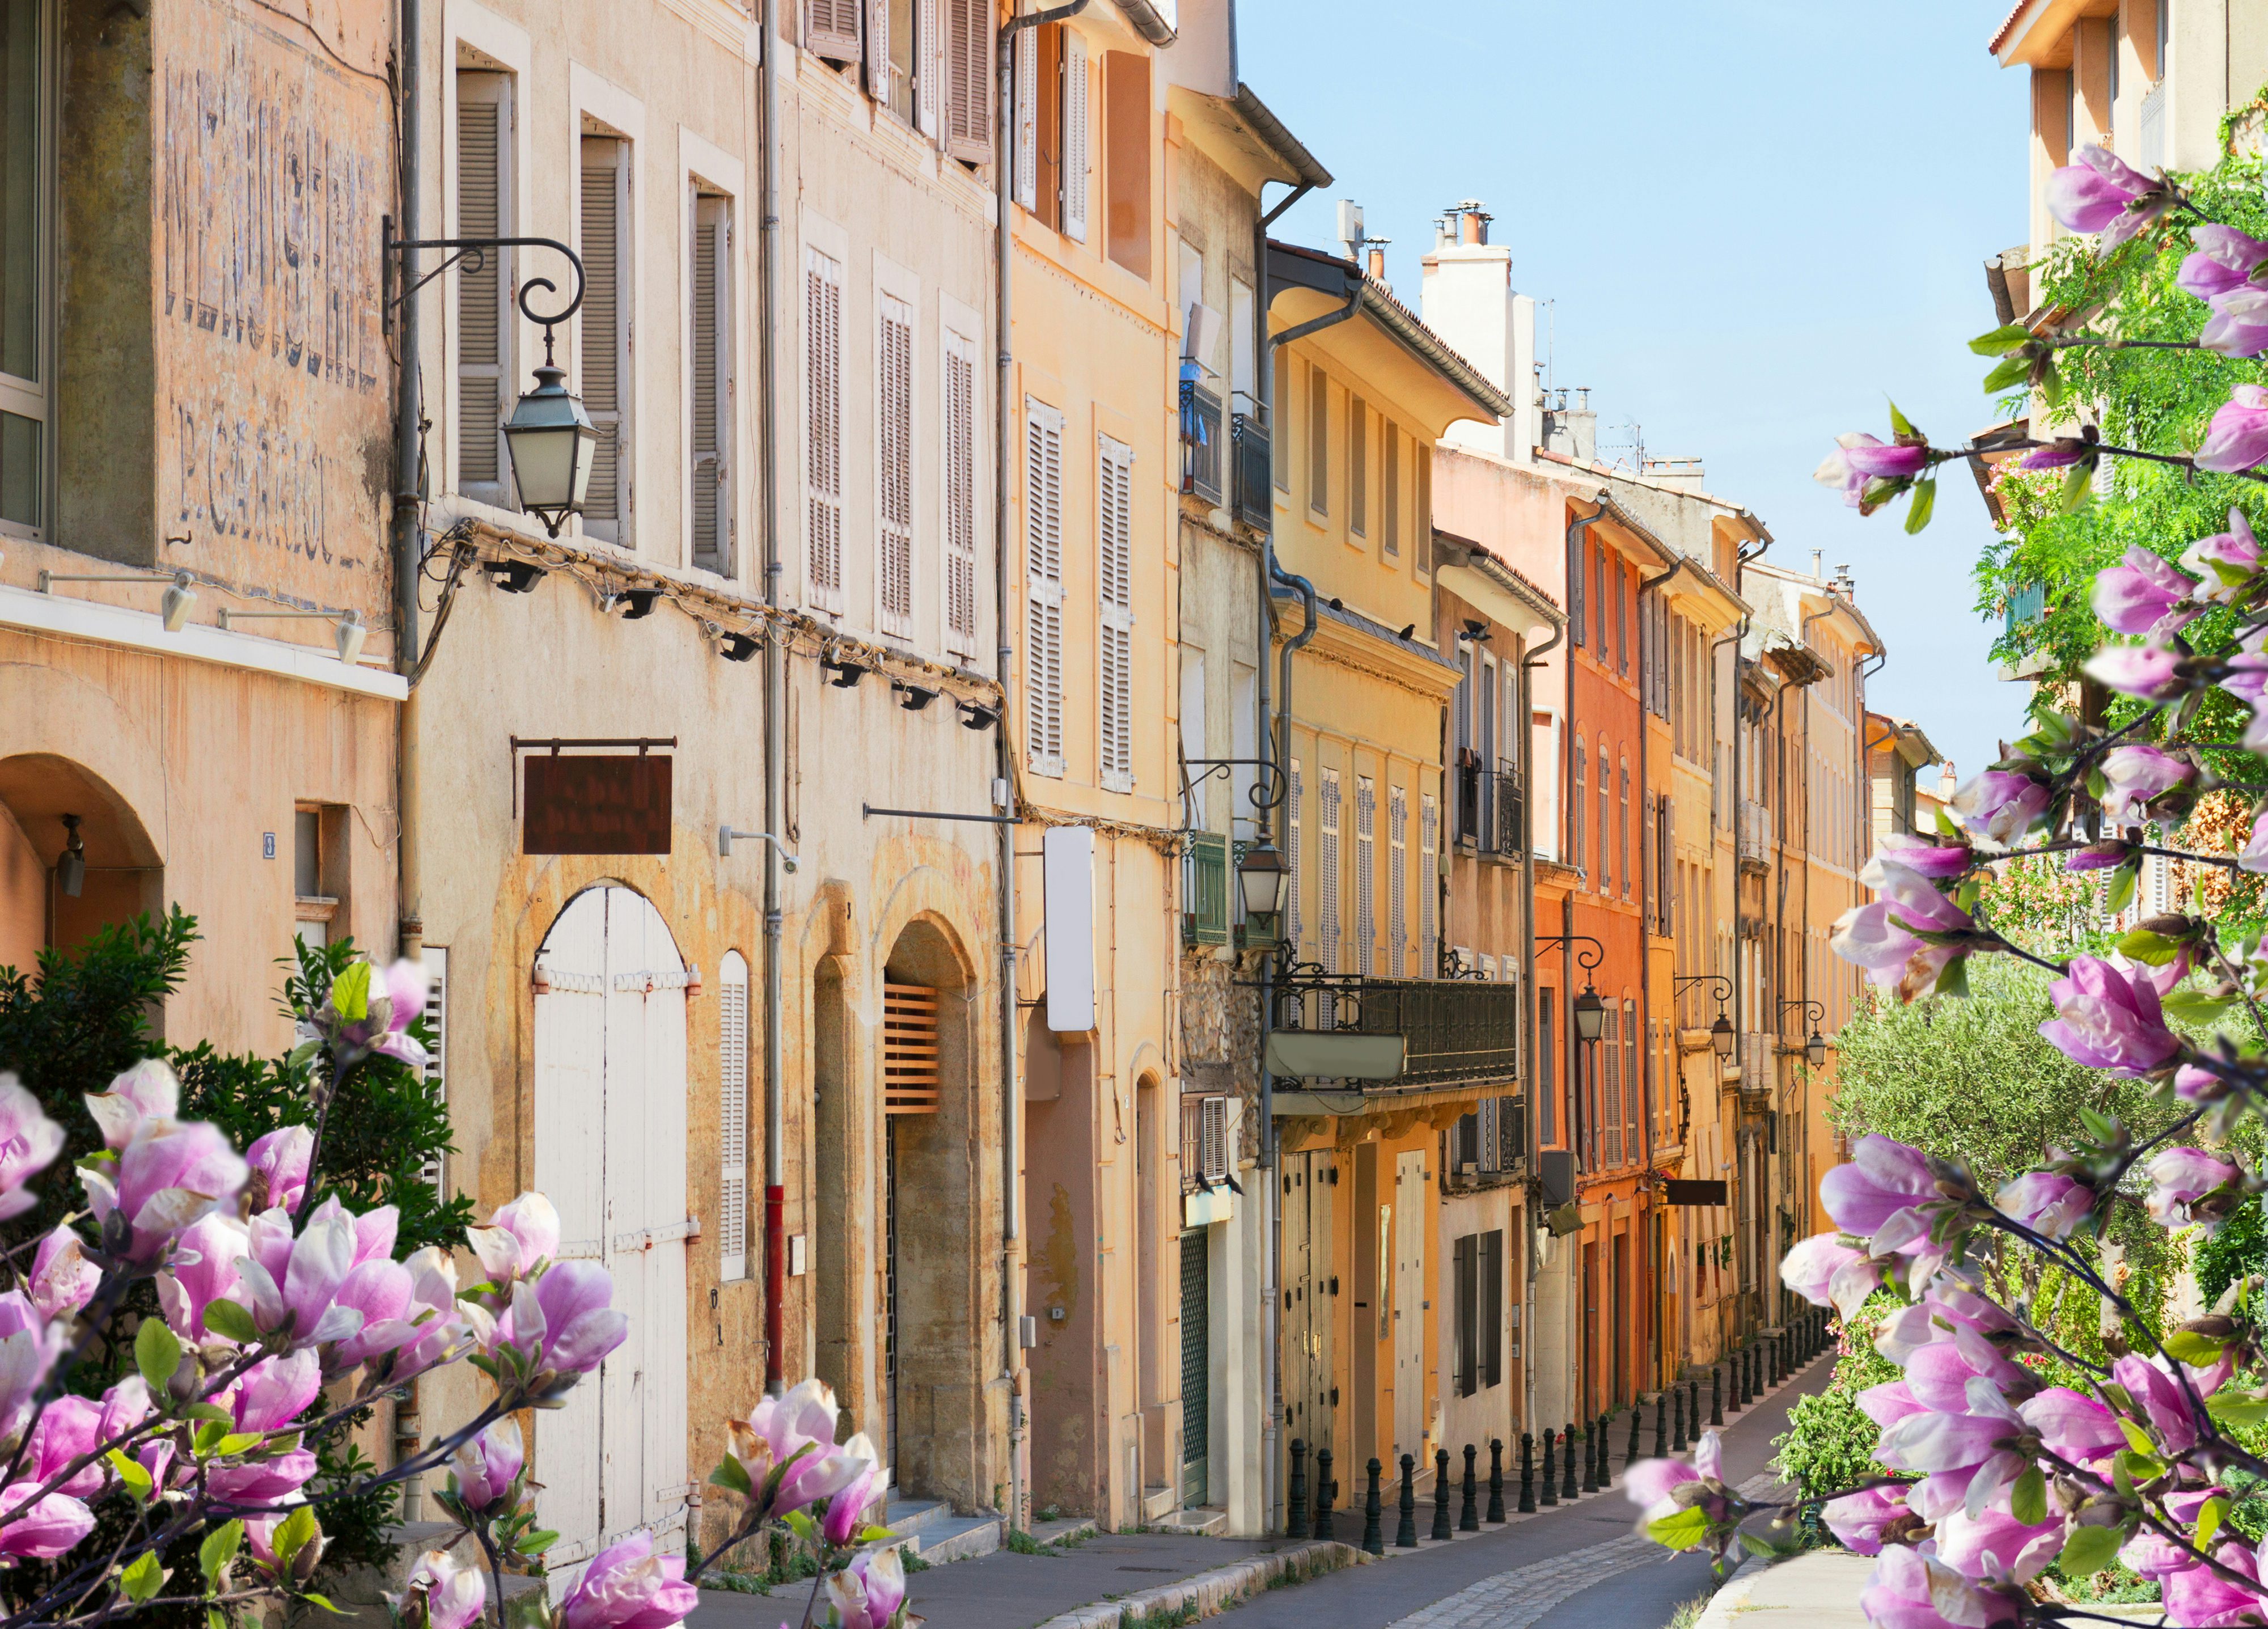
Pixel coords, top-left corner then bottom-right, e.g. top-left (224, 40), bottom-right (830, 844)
top-left (1200, 1097), bottom-right (1226, 1181)
top-left (943, 329), bottom-right (979, 655)
top-left (866, 0), bottom-right (892, 105)
top-left (1319, 768), bottom-right (1340, 974)
top-left (1023, 399), bottom-right (1065, 776)
top-left (579, 139), bottom-right (628, 541)
top-left (806, 0), bottom-right (861, 63)
top-left (455, 78), bottom-right (509, 502)
top-left (1355, 776), bottom-right (1375, 975)
top-left (1420, 790), bottom-right (1438, 977)
top-left (718, 951), bottom-right (748, 1281)
top-left (689, 196), bottom-right (731, 574)
top-left (1098, 433), bottom-right (1134, 793)
top-left (805, 249), bottom-right (844, 609)
top-left (1389, 786), bottom-right (1407, 975)
top-left (945, 0), bottom-right (991, 164)
top-left (878, 292), bottom-right (914, 637)
top-left (917, 0), bottom-right (942, 138)
top-left (1012, 25), bottom-right (1038, 211)
top-left (421, 946), bottom-right (449, 1195)
top-left (1287, 758), bottom-right (1303, 953)
top-left (1060, 30), bottom-right (1089, 243)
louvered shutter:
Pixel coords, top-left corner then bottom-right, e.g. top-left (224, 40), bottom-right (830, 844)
top-left (806, 0), bottom-right (861, 63)
top-left (945, 0), bottom-right (991, 163)
top-left (866, 0), bottom-right (892, 103)
top-left (1419, 791), bottom-right (1438, 976)
top-left (579, 139), bottom-right (627, 540)
top-left (1389, 786), bottom-right (1407, 975)
top-left (421, 947), bottom-right (449, 1196)
top-left (1200, 1096), bottom-right (1226, 1181)
top-left (1012, 25), bottom-right (1038, 211)
top-left (883, 984), bottom-right (942, 1114)
top-left (1060, 30), bottom-right (1089, 242)
top-left (878, 293), bottom-right (914, 636)
top-left (943, 331), bottom-right (978, 654)
top-left (1098, 433), bottom-right (1134, 792)
top-left (690, 196), bottom-right (731, 573)
top-left (1024, 399), bottom-right (1065, 776)
top-left (1287, 758), bottom-right (1302, 953)
top-left (1318, 769), bottom-right (1340, 974)
top-left (1354, 776), bottom-right (1375, 975)
top-left (917, 0), bottom-right (942, 137)
top-left (806, 249), bottom-right (844, 608)
top-left (718, 951), bottom-right (748, 1281)
top-left (455, 80), bottom-right (508, 501)
top-left (1602, 1004), bottom-right (1621, 1166)
top-left (1480, 1230), bottom-right (1503, 1386)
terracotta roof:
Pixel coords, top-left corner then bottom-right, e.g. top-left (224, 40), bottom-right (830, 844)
top-left (1987, 0), bottom-right (2035, 56)
top-left (1268, 240), bottom-right (1516, 419)
top-left (1432, 526), bottom-right (1565, 612)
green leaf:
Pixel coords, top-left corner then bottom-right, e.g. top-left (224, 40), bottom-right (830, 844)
top-left (2118, 1418), bottom-right (2156, 1456)
top-left (273, 1507), bottom-right (319, 1572)
top-left (136, 1318), bottom-right (183, 1394)
top-left (214, 1432), bottom-right (264, 1458)
top-left (2060, 1524), bottom-right (2123, 1577)
top-left (299, 1594), bottom-right (344, 1615)
top-left (121, 1552), bottom-right (166, 1604)
top-left (2116, 928), bottom-right (2180, 966)
top-left (2198, 1494), bottom-right (2231, 1551)
top-left (2163, 989), bottom-right (2238, 1025)
top-left (1647, 1507), bottom-right (1711, 1551)
top-left (2036, 358), bottom-right (2066, 409)
top-left (1933, 956), bottom-right (1971, 1000)
top-left (108, 1449), bottom-right (153, 1500)
top-left (201, 1299), bottom-right (259, 1345)
top-left (2206, 1389), bottom-right (2268, 1428)
top-left (2164, 1328), bottom-right (2231, 1366)
top-left (2079, 1106), bottom-right (2119, 1145)
top-left (183, 1403), bottom-right (233, 1425)
top-left (708, 1455), bottom-right (752, 1496)
top-left (2010, 1465), bottom-right (2047, 1526)
top-left (783, 1508), bottom-right (818, 1545)
top-left (331, 960), bottom-right (372, 1023)
top-left (517, 1530), bottom-right (559, 1556)
top-left (2104, 861), bottom-right (2138, 919)
top-left (200, 1519), bottom-right (244, 1585)
top-left (1738, 1531), bottom-right (1775, 1558)
top-left (1982, 356), bottom-right (2033, 394)
top-left (1904, 478), bottom-right (1938, 535)
top-left (1970, 323), bottom-right (2033, 356)
top-left (2115, 1447), bottom-right (2163, 1484)
top-left (2059, 459), bottom-right (2096, 514)
top-left (1887, 399), bottom-right (1918, 439)
top-left (193, 1419), bottom-right (227, 1459)
top-left (857, 1525), bottom-right (895, 1543)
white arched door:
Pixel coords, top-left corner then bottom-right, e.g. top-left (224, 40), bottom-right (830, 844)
top-left (533, 887), bottom-right (692, 1590)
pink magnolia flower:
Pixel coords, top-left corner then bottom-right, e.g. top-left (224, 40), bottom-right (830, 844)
top-left (1935, 1506), bottom-right (2067, 1584)
top-left (2114, 1353), bottom-right (2206, 1455)
top-left (1875, 1284), bottom-right (2025, 1367)
top-left (1859, 1544), bottom-right (2021, 1629)
top-left (826, 1546), bottom-right (907, 1629)
top-left (467, 1192), bottom-right (561, 1295)
top-left (2045, 145), bottom-right (2172, 247)
top-left (1905, 1327), bottom-right (2033, 1414)
top-left (27, 1224), bottom-right (98, 1323)
top-left (2163, 1539), bottom-right (2266, 1626)
top-left (2202, 287), bottom-right (2268, 358)
top-left (1947, 771), bottom-right (2052, 847)
top-left (2122, 1488), bottom-right (2228, 1582)
top-left (205, 1351), bottom-right (321, 1505)
top-left (1833, 858), bottom-right (1974, 1002)
top-left (1874, 832), bottom-right (1974, 878)
top-left (1995, 1170), bottom-right (2093, 1240)
top-left (2198, 384), bottom-right (2268, 474)
top-left (82, 1114), bottom-right (247, 1264)
top-left (0, 1294), bottom-right (57, 1444)
top-left (1856, 1380), bottom-right (1930, 1433)
top-left (559, 1530), bottom-right (699, 1629)
top-left (383, 1246), bottom-right (471, 1381)
top-left (2064, 840), bottom-right (2138, 872)
top-left (245, 1126), bottom-right (313, 1216)
top-left (820, 1438), bottom-right (882, 1547)
top-left (486, 1261), bottom-right (628, 1401)
top-left (1780, 1233), bottom-right (1877, 1319)
top-left (1874, 1379), bottom-right (2026, 1514)
top-left (156, 1212), bottom-right (248, 1343)
top-left (1820, 1136), bottom-right (1937, 1250)
top-left (450, 1419), bottom-right (524, 1516)
top-left (238, 1203), bottom-right (370, 1347)
top-left (723, 1380), bottom-right (882, 1519)
top-left (399, 1550), bottom-right (487, 1629)
top-left (0, 1080), bottom-right (62, 1224)
top-left (2017, 1387), bottom-right (2126, 1467)
top-left (2179, 226), bottom-right (2268, 300)
top-left (2146, 1146), bottom-right (2241, 1229)
top-left (23, 1395), bottom-right (106, 1498)
top-left (1624, 1429), bottom-right (1727, 1522)
top-left (1820, 1484), bottom-right (1907, 1556)
top-left (2182, 512), bottom-right (2265, 604)
top-left (310, 958), bottom-right (429, 1069)
top-left (2092, 547), bottom-right (2202, 639)
top-left (82, 1060), bottom-right (180, 1152)
top-left (1841, 440), bottom-right (1931, 480)
top-left (0, 1483), bottom-right (94, 1560)
top-left (2040, 956), bottom-right (2181, 1076)
top-left (2084, 643), bottom-right (2186, 701)
top-left (2238, 808), bottom-right (2268, 874)
top-left (2019, 439), bottom-right (2093, 471)
top-left (2098, 744), bottom-right (2195, 826)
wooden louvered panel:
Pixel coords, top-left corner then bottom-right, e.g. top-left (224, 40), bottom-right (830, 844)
top-left (878, 295), bottom-right (913, 635)
top-left (1012, 26), bottom-right (1038, 210)
top-left (580, 143), bottom-right (624, 529)
top-left (1287, 759), bottom-right (1302, 951)
top-left (945, 0), bottom-right (991, 163)
top-left (1420, 792), bottom-right (1438, 976)
top-left (1389, 786), bottom-right (1407, 974)
top-left (806, 251), bottom-right (843, 603)
top-left (456, 86), bottom-right (505, 489)
top-left (943, 333), bottom-right (978, 651)
top-left (690, 208), bottom-right (725, 569)
top-left (1024, 400), bottom-right (1064, 776)
top-left (882, 983), bottom-right (940, 1115)
top-left (807, 0), bottom-right (861, 62)
top-left (1060, 30), bottom-right (1089, 242)
top-left (1098, 434), bottom-right (1132, 792)
top-left (866, 0), bottom-right (892, 107)
top-left (1318, 769), bottom-right (1340, 974)
top-left (1355, 776), bottom-right (1375, 976)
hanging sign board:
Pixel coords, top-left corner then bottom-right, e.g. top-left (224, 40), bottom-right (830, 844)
top-left (1263, 1030), bottom-right (1406, 1081)
top-left (1664, 1179), bottom-right (1728, 1207)
top-left (523, 755), bottom-right (673, 854)
top-left (1043, 826), bottom-right (1096, 1032)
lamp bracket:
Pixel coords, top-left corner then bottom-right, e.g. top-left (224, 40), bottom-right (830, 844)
top-left (1533, 932), bottom-right (1603, 975)
top-left (1776, 997), bottom-right (1826, 1026)
top-left (385, 223), bottom-right (586, 362)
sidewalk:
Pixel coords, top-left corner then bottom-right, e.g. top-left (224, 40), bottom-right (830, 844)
top-left (1696, 1550), bottom-right (2169, 1629)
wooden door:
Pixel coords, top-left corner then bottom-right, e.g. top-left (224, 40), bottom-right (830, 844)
top-left (1279, 1158), bottom-right (1309, 1458)
top-left (1392, 1152), bottom-right (1425, 1461)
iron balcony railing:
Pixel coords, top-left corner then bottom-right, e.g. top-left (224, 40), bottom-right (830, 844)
top-left (1272, 968), bottom-right (1522, 1091)
top-left (1231, 411), bottom-right (1270, 529)
top-left (1453, 762), bottom-right (1524, 857)
top-left (1180, 379), bottom-right (1224, 506)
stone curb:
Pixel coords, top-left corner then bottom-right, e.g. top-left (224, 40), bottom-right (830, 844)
top-left (1029, 1540), bottom-right (1364, 1629)
top-left (1690, 1551), bottom-right (1778, 1629)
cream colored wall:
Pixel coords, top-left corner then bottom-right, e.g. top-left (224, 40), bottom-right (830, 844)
top-left (0, 801), bottom-right (40, 978)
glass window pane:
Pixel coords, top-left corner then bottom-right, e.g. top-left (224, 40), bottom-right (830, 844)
top-left (0, 0), bottom-right (36, 385)
top-left (0, 407), bottom-right (38, 526)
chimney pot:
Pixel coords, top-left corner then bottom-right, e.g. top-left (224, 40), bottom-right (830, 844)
top-left (1365, 246), bottom-right (1388, 283)
top-left (1459, 210), bottom-right (1484, 246)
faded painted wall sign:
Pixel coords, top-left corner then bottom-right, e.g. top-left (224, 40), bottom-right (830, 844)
top-left (156, 0), bottom-right (391, 597)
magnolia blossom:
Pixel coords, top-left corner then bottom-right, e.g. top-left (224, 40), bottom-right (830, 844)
top-left (450, 1418), bottom-right (524, 1516)
top-left (2181, 507), bottom-right (2263, 600)
top-left (559, 1530), bottom-right (699, 1629)
top-left (468, 1192), bottom-right (562, 1296)
top-left (1820, 1484), bottom-right (1907, 1556)
top-left (1815, 434), bottom-right (1926, 513)
top-left (723, 1381), bottom-right (878, 1518)
top-left (2092, 547), bottom-right (2201, 639)
top-left (398, 1550), bottom-right (487, 1629)
top-left (2045, 145), bottom-right (2172, 247)
top-left (2164, 1539), bottom-right (2265, 1626)
top-left (2179, 226), bottom-right (2268, 299)
top-left (1623, 1429), bottom-right (1726, 1523)
top-left (1935, 1506), bottom-right (2067, 1585)
top-left (204, 1351), bottom-right (322, 1505)
top-left (2084, 642), bottom-right (2185, 700)
top-left (27, 1224), bottom-right (98, 1323)
top-left (1947, 771), bottom-right (2051, 847)
top-left (2097, 743), bottom-right (2194, 826)
top-left (2016, 1387), bottom-right (2127, 1469)
top-left (79, 1068), bottom-right (248, 1263)
top-left (0, 1078), bottom-right (63, 1223)
top-left (2198, 383), bottom-right (2268, 474)
top-left (1819, 1136), bottom-right (1938, 1253)
top-left (484, 1261), bottom-right (629, 1400)
top-left (2114, 1353), bottom-right (2208, 1455)
top-left (245, 1126), bottom-right (314, 1215)
top-left (1904, 1328), bottom-right (2033, 1414)
top-left (2039, 956), bottom-right (2181, 1076)
top-left (310, 958), bottom-right (429, 1069)
top-left (384, 1245), bottom-right (471, 1380)
top-left (157, 1211), bottom-right (248, 1342)
top-left (2146, 1146), bottom-right (2241, 1229)
top-left (2018, 438), bottom-right (2092, 471)
top-left (83, 1059), bottom-right (180, 1151)
top-left (1832, 857), bottom-right (1974, 1003)
top-left (1874, 1377), bottom-right (2029, 1516)
top-left (2202, 286), bottom-right (2268, 358)
top-left (0, 1483), bottom-right (95, 1560)
top-left (1780, 1233), bottom-right (1877, 1319)
top-left (2064, 839), bottom-right (2137, 872)
top-left (1873, 1284), bottom-right (2024, 1366)
top-left (1860, 1545), bottom-right (2022, 1629)
top-left (1874, 832), bottom-right (1973, 878)
top-left (0, 1294), bottom-right (56, 1444)
top-left (2122, 1487), bottom-right (2227, 1583)
top-left (1995, 1170), bottom-right (2093, 1239)
top-left (822, 1449), bottom-right (882, 1548)
top-left (238, 1202), bottom-right (376, 1347)
top-left (2238, 807), bottom-right (2268, 874)
top-left (826, 1546), bottom-right (907, 1629)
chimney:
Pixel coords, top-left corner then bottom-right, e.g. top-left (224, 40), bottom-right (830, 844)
top-left (1939, 760), bottom-right (1957, 801)
top-left (1833, 562), bottom-right (1856, 596)
top-left (1540, 387), bottom-right (1597, 464)
top-left (1456, 199), bottom-right (1491, 246)
top-left (1365, 245), bottom-right (1388, 284)
top-left (1419, 196), bottom-right (1535, 466)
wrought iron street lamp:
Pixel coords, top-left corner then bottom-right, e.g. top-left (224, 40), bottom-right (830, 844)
top-left (1237, 840), bottom-right (1285, 921)
top-left (1780, 998), bottom-right (1829, 1069)
top-left (1673, 973), bottom-right (1738, 1059)
top-left (1571, 985), bottom-right (1606, 1044)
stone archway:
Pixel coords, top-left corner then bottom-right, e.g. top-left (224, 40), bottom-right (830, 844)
top-left (0, 754), bottom-right (164, 974)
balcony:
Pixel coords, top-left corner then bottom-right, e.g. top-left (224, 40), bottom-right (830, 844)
top-left (1454, 762), bottom-right (1524, 858)
top-left (1268, 970), bottom-right (1522, 1093)
top-left (1738, 798), bottom-right (1772, 866)
top-left (1232, 411), bottom-right (1270, 530)
top-left (1180, 379), bottom-right (1224, 506)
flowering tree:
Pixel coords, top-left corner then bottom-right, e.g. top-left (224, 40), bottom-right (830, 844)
top-left (1626, 141), bottom-right (2268, 1627)
top-left (0, 953), bottom-right (904, 1629)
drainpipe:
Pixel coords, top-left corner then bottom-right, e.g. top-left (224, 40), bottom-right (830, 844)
top-left (995, 0), bottom-right (1086, 1532)
top-left (1707, 618), bottom-right (1743, 1357)
top-left (760, 0), bottom-right (787, 1397)
top-left (1250, 175), bottom-right (1317, 847)
top-left (1634, 555), bottom-right (1682, 1397)
top-left (1516, 599), bottom-right (1563, 1445)
top-left (390, 0), bottom-right (424, 1521)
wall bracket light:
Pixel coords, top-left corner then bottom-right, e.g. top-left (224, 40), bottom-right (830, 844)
top-left (38, 569), bottom-right (197, 633)
top-left (218, 606), bottom-right (367, 664)
top-left (720, 826), bottom-right (799, 871)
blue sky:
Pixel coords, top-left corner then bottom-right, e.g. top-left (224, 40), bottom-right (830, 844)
top-left (1237, 0), bottom-right (2030, 784)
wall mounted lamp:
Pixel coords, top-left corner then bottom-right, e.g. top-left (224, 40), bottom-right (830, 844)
top-left (894, 682), bottom-right (938, 712)
top-left (958, 701), bottom-right (1000, 730)
top-left (482, 559), bottom-right (545, 594)
top-left (56, 814), bottom-right (84, 898)
top-left (718, 630), bottom-right (761, 663)
top-left (217, 606), bottom-right (367, 664)
top-left (719, 826), bottom-right (799, 871)
top-left (38, 569), bottom-right (197, 633)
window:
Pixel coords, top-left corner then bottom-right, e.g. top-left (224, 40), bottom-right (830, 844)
top-left (1414, 451), bottom-right (1432, 576)
top-left (1389, 785), bottom-right (1407, 974)
top-left (1271, 350), bottom-right (1289, 492)
top-left (1023, 399), bottom-right (1065, 775)
top-left (292, 806), bottom-right (342, 953)
top-left (1101, 50), bottom-right (1149, 277)
top-left (1355, 775), bottom-right (1376, 975)
top-left (1419, 789), bottom-right (1438, 976)
top-left (943, 329), bottom-right (979, 654)
top-left (944, 0), bottom-right (993, 164)
top-left (719, 950), bottom-right (750, 1280)
top-left (1596, 738), bottom-right (1611, 891)
top-left (421, 947), bottom-right (450, 1195)
top-left (1319, 767), bottom-right (1342, 972)
top-left (1453, 1230), bottom-right (1504, 1397)
top-left (1382, 427), bottom-right (1399, 556)
top-left (1288, 758), bottom-right (1303, 950)
top-left (877, 292), bottom-right (913, 636)
top-left (1566, 513), bottom-right (1586, 647)
top-left (1602, 1000), bottom-right (1622, 1167)
top-left (1348, 397), bottom-right (1366, 537)
top-left (1017, 24), bottom-right (1086, 239)
top-left (806, 0), bottom-right (861, 62)
top-left (1572, 741), bottom-right (1586, 879)
top-left (689, 192), bottom-right (733, 574)
top-left (1592, 544), bottom-right (1607, 655)
top-left (454, 73), bottom-right (512, 509)
top-left (880, 0), bottom-right (938, 129)
top-left (1615, 561), bottom-right (1628, 674)
top-left (805, 248), bottom-right (844, 607)
top-left (1623, 997), bottom-right (1640, 1162)
top-left (580, 136), bottom-right (630, 544)
top-left (1306, 364), bottom-right (1327, 516)
top-left (1619, 756), bottom-right (1631, 899)
top-left (1538, 997), bottom-right (1557, 1145)
top-left (1098, 433), bottom-right (1134, 792)
top-left (0, 0), bottom-right (37, 531)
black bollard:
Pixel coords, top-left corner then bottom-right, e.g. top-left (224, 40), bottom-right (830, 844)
top-left (1580, 1424), bottom-right (1597, 1492)
top-left (1626, 1404), bottom-right (1641, 1469)
top-left (1487, 1439), bottom-right (1506, 1523)
top-left (1315, 1448), bottom-right (1336, 1543)
top-left (1711, 1365), bottom-right (1724, 1427)
top-left (1560, 1423), bottom-right (1579, 1500)
top-left (1433, 1448), bottom-right (1453, 1540)
top-left (1597, 1414), bottom-right (1613, 1489)
top-left (1671, 1385), bottom-right (1686, 1452)
top-left (1287, 1438), bottom-right (1309, 1539)
top-left (1736, 1345), bottom-right (1750, 1405)
top-left (1653, 1391), bottom-right (1668, 1456)
top-left (1396, 1453), bottom-right (1419, 1547)
top-left (1689, 1381), bottom-right (1702, 1441)
top-left (1461, 1444), bottom-right (1480, 1531)
top-left (1746, 1342), bottom-right (1758, 1400)
top-left (1363, 1457), bottom-right (1385, 1556)
top-left (1518, 1433), bottom-right (1537, 1513)
top-left (1539, 1428), bottom-right (1558, 1507)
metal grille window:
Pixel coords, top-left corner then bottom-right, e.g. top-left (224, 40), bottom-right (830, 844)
top-left (689, 194), bottom-right (732, 574)
top-left (805, 248), bottom-right (844, 606)
top-left (878, 293), bottom-right (914, 636)
top-left (1389, 785), bottom-right (1407, 975)
top-left (1419, 790), bottom-right (1438, 976)
top-left (1354, 776), bottom-right (1376, 975)
top-left (579, 137), bottom-right (629, 542)
top-left (1318, 768), bottom-right (1342, 973)
top-left (943, 331), bottom-right (978, 653)
top-left (455, 75), bottom-right (511, 506)
top-left (718, 951), bottom-right (749, 1279)
top-left (1023, 399), bottom-right (1065, 775)
top-left (1098, 434), bottom-right (1135, 792)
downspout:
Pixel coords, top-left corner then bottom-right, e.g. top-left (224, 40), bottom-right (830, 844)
top-left (1250, 176), bottom-right (1317, 848)
top-left (390, 0), bottom-right (424, 1521)
top-left (996, 0), bottom-right (1087, 1531)
top-left (1633, 556), bottom-right (1682, 1394)
top-left (1516, 602), bottom-right (1563, 1445)
top-left (1708, 618), bottom-right (1744, 1349)
top-left (1789, 602), bottom-right (1830, 1329)
top-left (760, 0), bottom-right (787, 1396)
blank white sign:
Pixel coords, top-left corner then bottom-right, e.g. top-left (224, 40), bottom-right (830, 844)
top-left (1044, 825), bottom-right (1096, 1033)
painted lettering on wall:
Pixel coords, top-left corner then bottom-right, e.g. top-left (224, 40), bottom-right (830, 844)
top-left (172, 392), bottom-right (346, 566)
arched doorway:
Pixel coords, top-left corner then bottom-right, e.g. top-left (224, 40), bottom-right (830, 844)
top-left (0, 755), bottom-right (163, 973)
top-left (531, 886), bottom-right (692, 1590)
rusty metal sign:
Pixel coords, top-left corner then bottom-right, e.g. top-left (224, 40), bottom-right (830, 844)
top-left (523, 756), bottom-right (672, 855)
top-left (1664, 1179), bottom-right (1728, 1207)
